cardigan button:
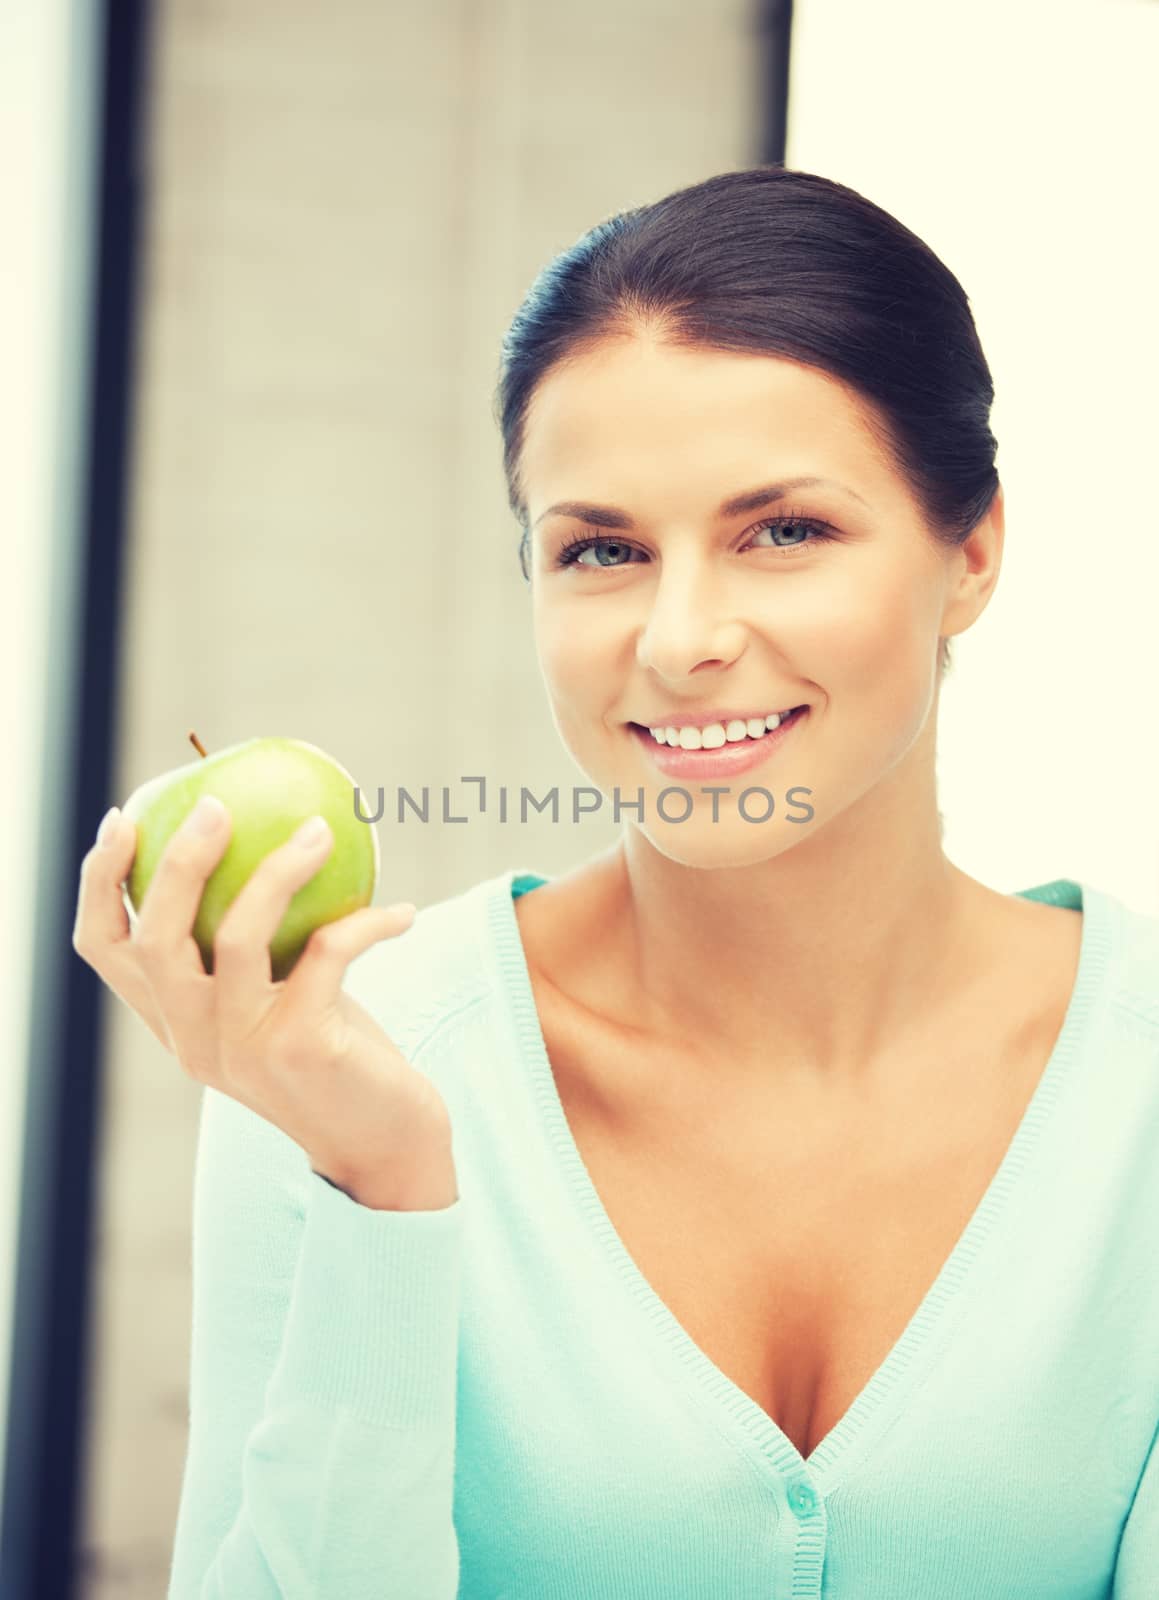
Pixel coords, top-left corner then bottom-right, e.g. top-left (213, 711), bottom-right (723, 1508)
top-left (788, 1480), bottom-right (818, 1517)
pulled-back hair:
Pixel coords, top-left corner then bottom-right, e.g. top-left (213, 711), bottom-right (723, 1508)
top-left (493, 164), bottom-right (1001, 679)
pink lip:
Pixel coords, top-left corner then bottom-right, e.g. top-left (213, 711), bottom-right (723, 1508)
top-left (629, 705), bottom-right (808, 779)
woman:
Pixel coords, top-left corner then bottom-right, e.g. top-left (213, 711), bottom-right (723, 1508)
top-left (76, 166), bottom-right (1158, 1597)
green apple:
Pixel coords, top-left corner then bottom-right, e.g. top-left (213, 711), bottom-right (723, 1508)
top-left (121, 735), bottom-right (380, 981)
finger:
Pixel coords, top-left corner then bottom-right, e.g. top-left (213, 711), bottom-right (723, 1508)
top-left (72, 809), bottom-right (175, 1052)
top-left (132, 796), bottom-right (237, 1078)
top-left (212, 815), bottom-right (338, 1045)
top-left (73, 808), bottom-right (136, 955)
top-left (281, 902), bottom-right (417, 1025)
top-left (135, 794), bottom-right (235, 983)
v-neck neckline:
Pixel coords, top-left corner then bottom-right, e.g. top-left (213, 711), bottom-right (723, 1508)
top-left (486, 869), bottom-right (1112, 1490)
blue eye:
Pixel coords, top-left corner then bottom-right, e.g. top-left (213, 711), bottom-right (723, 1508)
top-left (554, 536), bottom-right (639, 569)
top-left (747, 515), bottom-right (834, 552)
top-left (552, 511), bottom-right (836, 570)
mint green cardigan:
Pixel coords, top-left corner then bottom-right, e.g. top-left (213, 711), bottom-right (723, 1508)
top-left (167, 869), bottom-right (1159, 1597)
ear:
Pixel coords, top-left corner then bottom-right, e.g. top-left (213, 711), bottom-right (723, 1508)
top-left (939, 482), bottom-right (1004, 641)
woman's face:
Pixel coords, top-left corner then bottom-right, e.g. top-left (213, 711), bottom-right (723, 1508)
top-left (520, 334), bottom-right (998, 869)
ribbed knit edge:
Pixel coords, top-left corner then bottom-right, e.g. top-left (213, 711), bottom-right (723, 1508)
top-left (489, 867), bottom-right (1116, 1526)
top-left (264, 1168), bottom-right (464, 1430)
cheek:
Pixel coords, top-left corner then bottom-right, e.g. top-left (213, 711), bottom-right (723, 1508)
top-left (842, 585), bottom-right (945, 758)
top-left (801, 566), bottom-right (934, 682)
top-left (533, 596), bottom-right (610, 707)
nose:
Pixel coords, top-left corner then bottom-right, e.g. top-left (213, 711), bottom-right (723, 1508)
top-left (634, 557), bottom-right (746, 680)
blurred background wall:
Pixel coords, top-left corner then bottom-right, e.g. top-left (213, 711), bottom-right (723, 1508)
top-left (2, 0), bottom-right (1155, 1596)
top-left (1, 0), bottom-right (104, 1595)
top-left (76, 1), bottom-right (758, 1595)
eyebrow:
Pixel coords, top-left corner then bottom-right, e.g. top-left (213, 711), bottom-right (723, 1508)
top-left (531, 475), bottom-right (869, 532)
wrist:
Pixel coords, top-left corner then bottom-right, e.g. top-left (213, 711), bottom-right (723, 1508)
top-left (310, 1107), bottom-right (457, 1213)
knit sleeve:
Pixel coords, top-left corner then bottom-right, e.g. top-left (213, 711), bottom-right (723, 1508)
top-left (1113, 1412), bottom-right (1159, 1596)
top-left (166, 1085), bottom-right (464, 1599)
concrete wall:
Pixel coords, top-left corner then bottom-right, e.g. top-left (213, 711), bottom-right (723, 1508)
top-left (77, 1), bottom-right (756, 1592)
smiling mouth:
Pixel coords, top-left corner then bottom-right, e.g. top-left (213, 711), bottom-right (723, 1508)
top-left (628, 706), bottom-right (809, 749)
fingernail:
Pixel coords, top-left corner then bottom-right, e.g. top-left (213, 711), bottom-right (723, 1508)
top-left (190, 795), bottom-right (227, 834)
top-left (97, 806), bottom-right (121, 848)
top-left (295, 815), bottom-right (330, 848)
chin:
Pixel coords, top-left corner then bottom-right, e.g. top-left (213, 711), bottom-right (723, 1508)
top-left (633, 815), bottom-right (809, 872)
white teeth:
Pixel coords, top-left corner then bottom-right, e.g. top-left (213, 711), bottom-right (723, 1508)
top-left (646, 710), bottom-right (795, 751)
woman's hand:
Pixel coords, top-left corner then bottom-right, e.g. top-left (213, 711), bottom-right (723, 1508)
top-left (71, 799), bottom-right (456, 1207)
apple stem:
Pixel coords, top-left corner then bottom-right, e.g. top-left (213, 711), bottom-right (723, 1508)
top-left (189, 732), bottom-right (208, 759)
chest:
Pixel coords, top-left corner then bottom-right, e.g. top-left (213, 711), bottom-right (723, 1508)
top-left (531, 989), bottom-right (1064, 1464)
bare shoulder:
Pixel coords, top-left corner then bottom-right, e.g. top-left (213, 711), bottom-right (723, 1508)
top-left (512, 854), bottom-right (620, 981)
top-left (995, 887), bottom-right (1084, 979)
top-left (969, 885), bottom-right (1085, 1064)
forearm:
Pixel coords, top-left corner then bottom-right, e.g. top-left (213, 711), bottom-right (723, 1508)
top-left (169, 1091), bottom-right (464, 1600)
